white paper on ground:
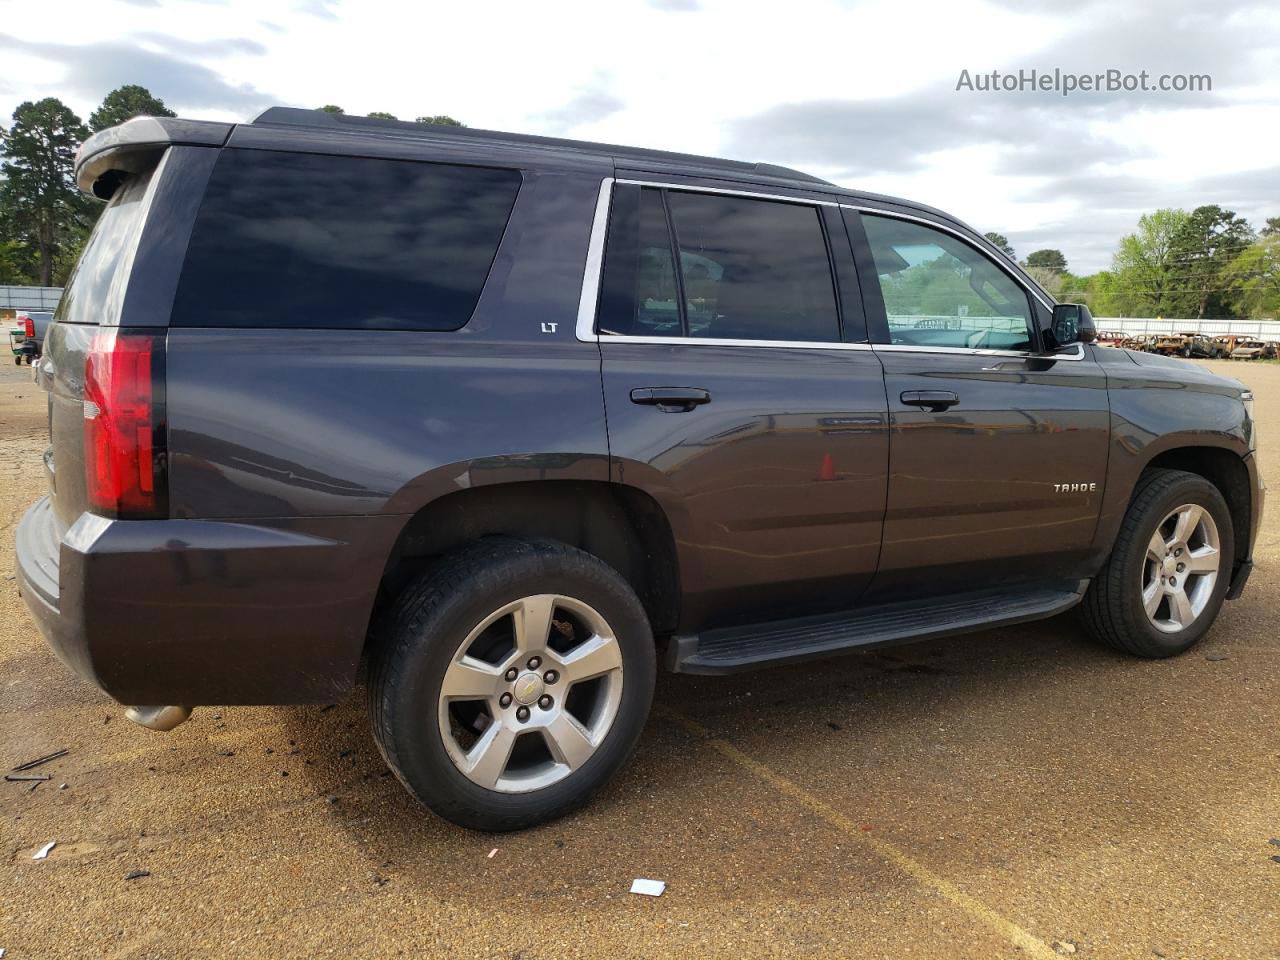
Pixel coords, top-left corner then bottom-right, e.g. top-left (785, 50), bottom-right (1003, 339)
top-left (630, 878), bottom-right (666, 897)
top-left (32, 841), bottom-right (56, 861)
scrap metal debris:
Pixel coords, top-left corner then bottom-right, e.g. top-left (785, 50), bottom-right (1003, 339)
top-left (32, 841), bottom-right (56, 861)
top-left (630, 878), bottom-right (666, 897)
top-left (5, 774), bottom-right (51, 782)
top-left (11, 749), bottom-right (68, 772)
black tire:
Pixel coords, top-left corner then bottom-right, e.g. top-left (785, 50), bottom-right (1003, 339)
top-left (368, 537), bottom-right (656, 831)
top-left (1081, 469), bottom-right (1234, 657)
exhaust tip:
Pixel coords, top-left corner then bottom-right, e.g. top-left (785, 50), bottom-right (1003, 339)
top-left (125, 705), bottom-right (192, 732)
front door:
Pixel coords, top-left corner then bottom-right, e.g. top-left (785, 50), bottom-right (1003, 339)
top-left (847, 208), bottom-right (1111, 602)
top-left (591, 181), bottom-right (890, 630)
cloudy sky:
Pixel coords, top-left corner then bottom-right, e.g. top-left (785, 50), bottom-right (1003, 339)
top-left (3, 0), bottom-right (1278, 272)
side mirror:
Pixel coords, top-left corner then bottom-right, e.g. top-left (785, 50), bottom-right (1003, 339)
top-left (1049, 303), bottom-right (1097, 349)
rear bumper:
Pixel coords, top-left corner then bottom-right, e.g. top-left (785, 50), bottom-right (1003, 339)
top-left (16, 497), bottom-right (402, 704)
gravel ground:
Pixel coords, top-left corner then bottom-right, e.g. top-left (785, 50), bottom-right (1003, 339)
top-left (2, 357), bottom-right (1278, 959)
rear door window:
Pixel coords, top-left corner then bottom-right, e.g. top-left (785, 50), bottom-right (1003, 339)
top-left (860, 213), bottom-right (1034, 351)
top-left (597, 185), bottom-right (840, 343)
top-left (172, 149), bottom-right (521, 330)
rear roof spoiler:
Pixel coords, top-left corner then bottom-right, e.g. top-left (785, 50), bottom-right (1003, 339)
top-left (75, 116), bottom-right (232, 200)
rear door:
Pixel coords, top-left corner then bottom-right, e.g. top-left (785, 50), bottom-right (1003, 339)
top-left (590, 180), bottom-right (889, 630)
top-left (845, 207), bottom-right (1111, 602)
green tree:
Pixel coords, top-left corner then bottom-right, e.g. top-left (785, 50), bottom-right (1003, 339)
top-left (1225, 237), bottom-right (1280, 319)
top-left (1056, 270), bottom-right (1097, 305)
top-left (1167, 204), bottom-right (1254, 318)
top-left (1025, 248), bottom-right (1067, 273)
top-left (415, 115), bottom-right (465, 127)
top-left (0, 98), bottom-right (92, 286)
top-left (317, 105), bottom-right (345, 114)
top-left (367, 111), bottom-right (398, 120)
top-left (1260, 216), bottom-right (1280, 238)
top-left (0, 239), bottom-right (29, 284)
top-left (89, 84), bottom-right (176, 132)
top-left (983, 231), bottom-right (1014, 259)
top-left (1110, 209), bottom-right (1190, 316)
top-left (1089, 272), bottom-right (1124, 316)
top-left (1024, 265), bottom-right (1065, 298)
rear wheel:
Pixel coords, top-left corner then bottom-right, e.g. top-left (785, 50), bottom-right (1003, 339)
top-left (368, 537), bottom-right (656, 831)
top-left (1081, 469), bottom-right (1233, 657)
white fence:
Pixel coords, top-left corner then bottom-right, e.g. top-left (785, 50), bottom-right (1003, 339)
top-left (1097, 317), bottom-right (1280, 342)
top-left (0, 285), bottom-right (62, 313)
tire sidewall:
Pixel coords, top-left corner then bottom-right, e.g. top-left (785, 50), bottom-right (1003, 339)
top-left (376, 542), bottom-right (656, 830)
top-left (1118, 476), bottom-right (1234, 655)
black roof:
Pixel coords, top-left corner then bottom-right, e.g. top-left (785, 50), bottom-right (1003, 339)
top-left (251, 107), bottom-right (835, 188)
top-left (73, 108), bottom-right (1050, 303)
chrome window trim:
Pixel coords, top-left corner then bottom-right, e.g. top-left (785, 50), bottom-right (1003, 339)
top-left (575, 176), bottom-right (615, 342)
top-left (873, 342), bottom-right (1086, 361)
top-left (573, 177), bottom-right (1081, 361)
top-left (593, 334), bottom-right (874, 351)
top-left (616, 177), bottom-right (840, 207)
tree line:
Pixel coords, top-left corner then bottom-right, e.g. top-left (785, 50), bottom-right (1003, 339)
top-left (3, 84), bottom-right (1275, 319)
top-left (0, 85), bottom-right (463, 287)
top-left (985, 207), bottom-right (1280, 320)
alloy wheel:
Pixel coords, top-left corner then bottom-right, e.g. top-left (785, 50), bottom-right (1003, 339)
top-left (437, 594), bottom-right (624, 793)
top-left (1141, 503), bottom-right (1221, 633)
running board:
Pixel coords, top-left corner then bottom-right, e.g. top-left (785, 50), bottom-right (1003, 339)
top-left (668, 581), bottom-right (1088, 675)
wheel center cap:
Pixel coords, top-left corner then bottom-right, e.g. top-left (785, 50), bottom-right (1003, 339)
top-left (1162, 555), bottom-right (1178, 577)
top-left (513, 671), bottom-right (545, 705)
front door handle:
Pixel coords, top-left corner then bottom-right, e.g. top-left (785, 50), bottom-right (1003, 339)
top-left (630, 386), bottom-right (711, 412)
top-left (901, 390), bottom-right (959, 411)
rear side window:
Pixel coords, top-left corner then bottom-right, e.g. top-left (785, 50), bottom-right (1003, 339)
top-left (56, 168), bottom-right (155, 326)
top-left (598, 185), bottom-right (839, 343)
top-left (172, 149), bottom-right (521, 330)
top-left (598, 187), bottom-right (681, 336)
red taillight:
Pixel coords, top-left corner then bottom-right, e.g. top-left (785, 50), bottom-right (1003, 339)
top-left (84, 329), bottom-right (166, 518)
top-left (22, 316), bottom-right (34, 338)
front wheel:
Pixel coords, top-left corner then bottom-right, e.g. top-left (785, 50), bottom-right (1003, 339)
top-left (368, 537), bottom-right (656, 831)
top-left (1081, 469), bottom-right (1233, 657)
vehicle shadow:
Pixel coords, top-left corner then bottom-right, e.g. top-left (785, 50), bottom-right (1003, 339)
top-left (270, 609), bottom-right (1146, 894)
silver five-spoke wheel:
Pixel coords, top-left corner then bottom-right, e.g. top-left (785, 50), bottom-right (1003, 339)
top-left (438, 594), bottom-right (624, 793)
top-left (1142, 503), bottom-right (1221, 633)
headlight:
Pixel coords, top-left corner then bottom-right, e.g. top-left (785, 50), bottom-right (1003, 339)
top-left (1242, 391), bottom-right (1256, 451)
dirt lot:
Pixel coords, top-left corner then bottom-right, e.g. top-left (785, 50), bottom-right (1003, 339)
top-left (2, 357), bottom-right (1278, 960)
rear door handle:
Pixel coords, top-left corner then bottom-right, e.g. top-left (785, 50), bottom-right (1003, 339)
top-left (900, 390), bottom-right (959, 411)
top-left (630, 387), bottom-right (711, 412)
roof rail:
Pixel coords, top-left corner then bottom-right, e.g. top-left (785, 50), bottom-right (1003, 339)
top-left (251, 106), bottom-right (833, 187)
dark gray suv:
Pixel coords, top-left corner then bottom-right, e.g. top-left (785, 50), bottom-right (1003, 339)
top-left (16, 109), bottom-right (1263, 830)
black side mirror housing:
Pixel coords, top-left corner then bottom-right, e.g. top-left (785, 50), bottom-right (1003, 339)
top-left (1048, 303), bottom-right (1097, 349)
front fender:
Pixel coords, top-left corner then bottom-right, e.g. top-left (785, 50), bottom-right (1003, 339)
top-left (1092, 362), bottom-right (1250, 561)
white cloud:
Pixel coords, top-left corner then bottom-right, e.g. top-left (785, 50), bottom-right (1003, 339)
top-left (3, 0), bottom-right (1277, 271)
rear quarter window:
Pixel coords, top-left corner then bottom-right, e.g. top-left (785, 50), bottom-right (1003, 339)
top-left (56, 167), bottom-right (156, 326)
top-left (171, 149), bottom-right (521, 330)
